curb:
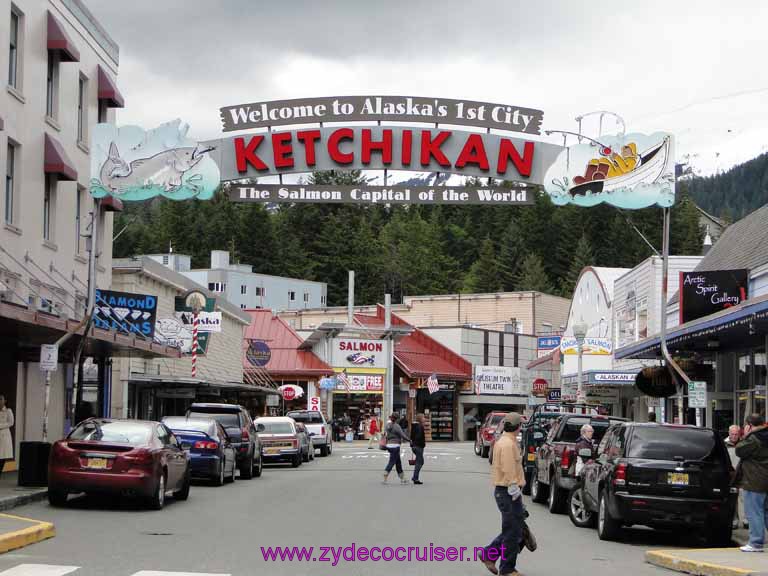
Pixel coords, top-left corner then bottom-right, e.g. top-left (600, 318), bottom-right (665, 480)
top-left (0, 489), bottom-right (48, 512)
top-left (0, 513), bottom-right (55, 554)
top-left (645, 550), bottom-right (767, 576)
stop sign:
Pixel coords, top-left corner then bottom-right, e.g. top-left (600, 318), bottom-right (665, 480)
top-left (282, 387), bottom-right (296, 401)
top-left (532, 378), bottom-right (548, 396)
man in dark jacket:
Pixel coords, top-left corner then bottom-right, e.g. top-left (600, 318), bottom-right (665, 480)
top-left (410, 413), bottom-right (426, 485)
top-left (735, 413), bottom-right (768, 552)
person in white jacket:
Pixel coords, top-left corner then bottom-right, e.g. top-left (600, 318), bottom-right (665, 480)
top-left (0, 395), bottom-right (14, 476)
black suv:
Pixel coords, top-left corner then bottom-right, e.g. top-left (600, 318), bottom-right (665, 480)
top-left (532, 413), bottom-right (626, 513)
top-left (186, 403), bottom-right (262, 479)
top-left (579, 423), bottom-right (735, 545)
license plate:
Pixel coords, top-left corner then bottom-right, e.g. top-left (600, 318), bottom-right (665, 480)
top-left (668, 472), bottom-right (689, 486)
top-left (266, 447), bottom-right (281, 455)
top-left (527, 454), bottom-right (536, 462)
top-left (86, 458), bottom-right (108, 469)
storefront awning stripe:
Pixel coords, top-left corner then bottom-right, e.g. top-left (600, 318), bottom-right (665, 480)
top-left (615, 294), bottom-right (768, 360)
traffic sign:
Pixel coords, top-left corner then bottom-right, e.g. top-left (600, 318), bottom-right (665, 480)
top-left (40, 344), bottom-right (59, 372)
top-left (547, 389), bottom-right (562, 402)
top-left (688, 381), bottom-right (707, 409)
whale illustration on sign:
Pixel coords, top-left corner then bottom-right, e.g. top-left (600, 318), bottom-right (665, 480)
top-left (90, 119), bottom-right (220, 201)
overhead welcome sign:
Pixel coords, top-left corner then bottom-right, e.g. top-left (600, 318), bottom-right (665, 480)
top-left (210, 95), bottom-right (565, 206)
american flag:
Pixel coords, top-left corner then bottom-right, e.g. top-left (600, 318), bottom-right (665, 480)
top-left (426, 373), bottom-right (440, 394)
top-left (337, 370), bottom-right (350, 392)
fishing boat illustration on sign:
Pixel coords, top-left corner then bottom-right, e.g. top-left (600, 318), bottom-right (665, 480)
top-left (544, 131), bottom-right (675, 209)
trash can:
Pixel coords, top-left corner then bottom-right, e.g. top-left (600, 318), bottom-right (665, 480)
top-left (18, 441), bottom-right (51, 487)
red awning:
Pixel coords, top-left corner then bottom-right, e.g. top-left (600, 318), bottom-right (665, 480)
top-left (47, 11), bottom-right (80, 62)
top-left (44, 133), bottom-right (77, 181)
top-left (98, 65), bottom-right (124, 108)
top-left (101, 195), bottom-right (124, 212)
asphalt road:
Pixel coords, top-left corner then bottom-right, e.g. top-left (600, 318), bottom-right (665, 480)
top-left (0, 442), bottom-right (689, 576)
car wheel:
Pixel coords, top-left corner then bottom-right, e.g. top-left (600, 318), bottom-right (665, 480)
top-left (253, 454), bottom-right (263, 478)
top-left (548, 473), bottom-right (566, 514)
top-left (568, 488), bottom-right (595, 528)
top-left (214, 461), bottom-right (225, 486)
top-left (240, 449), bottom-right (254, 479)
top-left (292, 454), bottom-right (302, 468)
top-left (148, 472), bottom-right (166, 510)
top-left (481, 445), bottom-right (489, 459)
top-left (302, 446), bottom-right (310, 463)
top-left (328, 442), bottom-right (332, 455)
top-left (531, 467), bottom-right (549, 504)
top-left (474, 441), bottom-right (482, 456)
top-left (597, 491), bottom-right (621, 541)
top-left (320, 445), bottom-right (329, 457)
top-left (174, 470), bottom-right (191, 500)
top-left (705, 525), bottom-right (733, 547)
top-left (522, 469), bottom-right (532, 496)
top-left (48, 488), bottom-right (68, 507)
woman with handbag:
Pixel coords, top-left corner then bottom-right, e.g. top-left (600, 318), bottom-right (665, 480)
top-left (382, 413), bottom-right (410, 485)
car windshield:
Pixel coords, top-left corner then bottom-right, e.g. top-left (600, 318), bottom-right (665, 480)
top-left (188, 412), bottom-right (239, 428)
top-left (69, 421), bottom-right (151, 445)
top-left (530, 414), bottom-right (560, 431)
top-left (628, 427), bottom-right (721, 461)
top-left (163, 418), bottom-right (214, 435)
top-left (558, 418), bottom-right (618, 443)
top-left (288, 412), bottom-right (324, 424)
top-left (489, 414), bottom-right (504, 426)
top-left (258, 421), bottom-right (294, 434)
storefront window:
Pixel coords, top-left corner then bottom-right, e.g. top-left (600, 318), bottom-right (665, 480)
top-left (755, 351), bottom-right (766, 418)
top-left (738, 354), bottom-right (751, 390)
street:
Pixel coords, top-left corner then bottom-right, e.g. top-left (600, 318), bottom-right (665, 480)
top-left (0, 443), bottom-right (686, 576)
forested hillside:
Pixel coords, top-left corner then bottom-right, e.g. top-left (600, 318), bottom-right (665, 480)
top-left (113, 171), bottom-right (706, 306)
top-left (687, 152), bottom-right (768, 220)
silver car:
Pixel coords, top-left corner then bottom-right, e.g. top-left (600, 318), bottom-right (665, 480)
top-left (286, 410), bottom-right (333, 457)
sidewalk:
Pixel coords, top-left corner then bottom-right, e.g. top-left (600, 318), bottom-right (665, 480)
top-left (0, 472), bottom-right (48, 512)
top-left (646, 547), bottom-right (768, 576)
top-left (0, 513), bottom-right (55, 554)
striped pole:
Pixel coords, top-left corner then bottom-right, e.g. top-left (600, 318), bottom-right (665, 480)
top-left (192, 311), bottom-right (199, 378)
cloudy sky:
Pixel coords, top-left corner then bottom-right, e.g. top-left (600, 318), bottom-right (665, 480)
top-left (87, 0), bottom-right (768, 176)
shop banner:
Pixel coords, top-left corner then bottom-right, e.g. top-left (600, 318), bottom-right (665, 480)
top-left (177, 311), bottom-right (222, 333)
top-left (588, 372), bottom-right (637, 386)
top-left (94, 289), bottom-right (158, 339)
top-left (585, 386), bottom-right (620, 402)
top-left (680, 270), bottom-right (749, 324)
top-left (473, 366), bottom-right (528, 396)
top-left (331, 339), bottom-right (389, 369)
top-left (335, 374), bottom-right (383, 392)
top-left (560, 337), bottom-right (612, 355)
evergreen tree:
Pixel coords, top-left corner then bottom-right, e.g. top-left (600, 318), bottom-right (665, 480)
top-left (499, 217), bottom-right (525, 290)
top-left (463, 237), bottom-right (503, 293)
top-left (560, 234), bottom-right (594, 296)
top-left (515, 253), bottom-right (554, 293)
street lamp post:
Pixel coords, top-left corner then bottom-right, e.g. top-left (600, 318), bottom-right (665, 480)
top-left (573, 322), bottom-right (588, 405)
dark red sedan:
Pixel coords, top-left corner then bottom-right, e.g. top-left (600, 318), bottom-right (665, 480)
top-left (48, 418), bottom-right (190, 510)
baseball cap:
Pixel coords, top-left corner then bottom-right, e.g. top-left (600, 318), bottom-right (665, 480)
top-left (503, 413), bottom-right (522, 427)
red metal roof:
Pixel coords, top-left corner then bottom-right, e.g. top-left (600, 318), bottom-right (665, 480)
top-left (355, 306), bottom-right (472, 380)
top-left (243, 310), bottom-right (333, 379)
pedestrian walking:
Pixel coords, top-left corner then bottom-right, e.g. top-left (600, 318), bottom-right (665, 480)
top-left (382, 413), bottom-right (410, 485)
top-left (735, 413), bottom-right (768, 553)
top-left (481, 412), bottom-right (525, 576)
top-left (0, 396), bottom-right (14, 477)
top-left (410, 413), bottom-right (426, 485)
top-left (725, 424), bottom-right (746, 529)
top-left (367, 416), bottom-right (380, 449)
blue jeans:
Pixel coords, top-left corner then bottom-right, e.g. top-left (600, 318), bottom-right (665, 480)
top-left (743, 490), bottom-right (767, 548)
top-left (385, 446), bottom-right (402, 475)
top-left (486, 487), bottom-right (523, 574)
top-left (412, 446), bottom-right (424, 481)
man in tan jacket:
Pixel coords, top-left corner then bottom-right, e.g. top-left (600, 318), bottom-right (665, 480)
top-left (481, 412), bottom-right (526, 576)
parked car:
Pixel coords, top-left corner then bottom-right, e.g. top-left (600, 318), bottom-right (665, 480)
top-left (162, 416), bottom-right (236, 486)
top-left (577, 423), bottom-right (736, 545)
top-left (474, 412), bottom-right (507, 458)
top-left (532, 413), bottom-right (627, 513)
top-left (255, 417), bottom-right (303, 467)
top-left (295, 422), bottom-right (315, 462)
top-left (48, 418), bottom-right (190, 510)
top-left (519, 407), bottom-right (562, 494)
top-left (286, 410), bottom-right (332, 456)
top-left (186, 403), bottom-right (262, 479)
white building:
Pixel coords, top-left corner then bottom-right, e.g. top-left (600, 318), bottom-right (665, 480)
top-left (145, 250), bottom-right (327, 312)
top-left (0, 0), bottom-right (176, 457)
